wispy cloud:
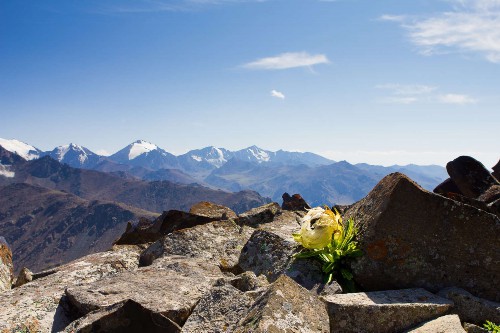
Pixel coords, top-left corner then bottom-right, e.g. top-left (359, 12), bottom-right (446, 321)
top-left (242, 52), bottom-right (330, 70)
top-left (438, 93), bottom-right (476, 104)
top-left (270, 89), bottom-right (285, 100)
top-left (376, 84), bottom-right (437, 95)
top-left (376, 83), bottom-right (476, 105)
top-left (381, 0), bottom-right (500, 63)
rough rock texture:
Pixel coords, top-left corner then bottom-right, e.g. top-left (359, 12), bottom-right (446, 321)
top-left (140, 219), bottom-right (252, 271)
top-left (281, 192), bottom-right (311, 211)
top-left (189, 201), bottom-right (237, 219)
top-left (13, 267), bottom-right (33, 288)
top-left (235, 275), bottom-right (330, 333)
top-left (446, 156), bottom-right (499, 199)
top-left (230, 271), bottom-right (269, 292)
top-left (65, 256), bottom-right (223, 326)
top-left (463, 323), bottom-right (489, 333)
top-left (478, 185), bottom-right (500, 204)
top-left (181, 284), bottom-right (254, 333)
top-left (237, 202), bottom-right (282, 227)
top-left (438, 287), bottom-right (500, 325)
top-left (346, 173), bottom-right (500, 301)
top-left (62, 299), bottom-right (181, 333)
top-left (404, 314), bottom-right (465, 332)
top-left (493, 159), bottom-right (500, 181)
top-left (0, 239), bottom-right (13, 291)
top-left (322, 288), bottom-right (453, 333)
top-left (116, 207), bottom-right (228, 246)
top-left (434, 178), bottom-right (462, 196)
top-left (0, 245), bottom-right (141, 332)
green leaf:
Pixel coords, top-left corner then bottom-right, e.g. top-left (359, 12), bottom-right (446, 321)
top-left (340, 268), bottom-right (353, 280)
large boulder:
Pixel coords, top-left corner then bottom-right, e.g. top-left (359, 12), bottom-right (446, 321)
top-left (446, 156), bottom-right (499, 199)
top-left (438, 287), bottom-right (500, 325)
top-left (0, 237), bottom-right (13, 292)
top-left (404, 314), bottom-right (465, 332)
top-left (65, 256), bottom-right (223, 327)
top-left (346, 173), bottom-right (500, 301)
top-left (0, 245), bottom-right (141, 332)
top-left (189, 201), bottom-right (237, 219)
top-left (281, 192), bottom-right (311, 211)
top-left (322, 288), bottom-right (453, 333)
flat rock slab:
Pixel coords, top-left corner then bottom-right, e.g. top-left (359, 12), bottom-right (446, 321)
top-left (189, 201), bottom-right (237, 219)
top-left (62, 299), bottom-right (181, 333)
top-left (322, 288), bottom-right (453, 333)
top-left (438, 287), bottom-right (500, 325)
top-left (0, 245), bottom-right (141, 333)
top-left (181, 284), bottom-right (253, 333)
top-left (237, 202), bottom-right (282, 227)
top-left (405, 314), bottom-right (465, 332)
top-left (140, 220), bottom-right (252, 271)
top-left (65, 256), bottom-right (223, 327)
top-left (235, 275), bottom-right (329, 333)
top-left (346, 173), bottom-right (500, 301)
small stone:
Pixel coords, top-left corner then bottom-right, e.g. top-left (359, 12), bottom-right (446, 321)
top-left (322, 288), bottom-right (453, 333)
top-left (281, 193), bottom-right (311, 211)
top-left (463, 322), bottom-right (490, 333)
top-left (13, 267), bottom-right (33, 288)
top-left (404, 314), bottom-right (465, 332)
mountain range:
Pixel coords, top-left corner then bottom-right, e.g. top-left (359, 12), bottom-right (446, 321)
top-left (0, 137), bottom-right (449, 205)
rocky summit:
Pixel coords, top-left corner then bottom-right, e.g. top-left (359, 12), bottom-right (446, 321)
top-left (0, 155), bottom-right (498, 333)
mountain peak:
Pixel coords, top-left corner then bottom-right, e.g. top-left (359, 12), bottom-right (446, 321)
top-left (0, 138), bottom-right (41, 161)
top-left (129, 140), bottom-right (159, 160)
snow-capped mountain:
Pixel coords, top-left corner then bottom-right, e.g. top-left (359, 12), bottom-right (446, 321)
top-left (0, 138), bottom-right (41, 160)
top-left (42, 143), bottom-right (102, 168)
top-left (231, 146), bottom-right (333, 166)
top-left (108, 140), bottom-right (179, 170)
top-left (233, 146), bottom-right (271, 163)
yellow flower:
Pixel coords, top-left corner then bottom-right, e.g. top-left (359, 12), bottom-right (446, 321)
top-left (293, 206), bottom-right (341, 249)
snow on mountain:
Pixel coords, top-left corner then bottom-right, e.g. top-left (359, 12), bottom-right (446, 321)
top-left (44, 143), bottom-right (101, 168)
top-left (0, 164), bottom-right (15, 178)
top-left (233, 146), bottom-right (271, 163)
top-left (109, 140), bottom-right (179, 170)
top-left (0, 138), bottom-right (41, 160)
top-left (128, 140), bottom-right (159, 160)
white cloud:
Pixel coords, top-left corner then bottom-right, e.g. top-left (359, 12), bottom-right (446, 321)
top-left (379, 14), bottom-right (406, 22)
top-left (380, 97), bottom-right (419, 104)
top-left (438, 93), bottom-right (476, 104)
top-left (270, 89), bottom-right (285, 100)
top-left (381, 1), bottom-right (500, 63)
top-left (242, 52), bottom-right (330, 70)
top-left (376, 84), bottom-right (437, 95)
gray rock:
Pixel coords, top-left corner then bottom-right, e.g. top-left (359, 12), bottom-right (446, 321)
top-left (62, 299), bottom-right (181, 333)
top-left (238, 210), bottom-right (341, 294)
top-left (140, 220), bottom-right (252, 272)
top-left (65, 256), bottom-right (223, 327)
top-left (237, 202), bottom-right (282, 227)
top-left (438, 287), bottom-right (500, 325)
top-left (404, 314), bottom-right (465, 332)
top-left (0, 245), bottom-right (141, 332)
top-left (230, 271), bottom-right (269, 292)
top-left (13, 267), bottom-right (33, 288)
top-left (0, 241), bottom-right (13, 292)
top-left (463, 323), bottom-right (489, 333)
top-left (234, 274), bottom-right (330, 333)
top-left (322, 288), bottom-right (453, 333)
top-left (181, 284), bottom-right (253, 333)
top-left (189, 201), bottom-right (237, 219)
top-left (346, 173), bottom-right (500, 301)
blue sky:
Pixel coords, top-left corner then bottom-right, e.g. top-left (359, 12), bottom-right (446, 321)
top-left (1, 0), bottom-right (499, 167)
